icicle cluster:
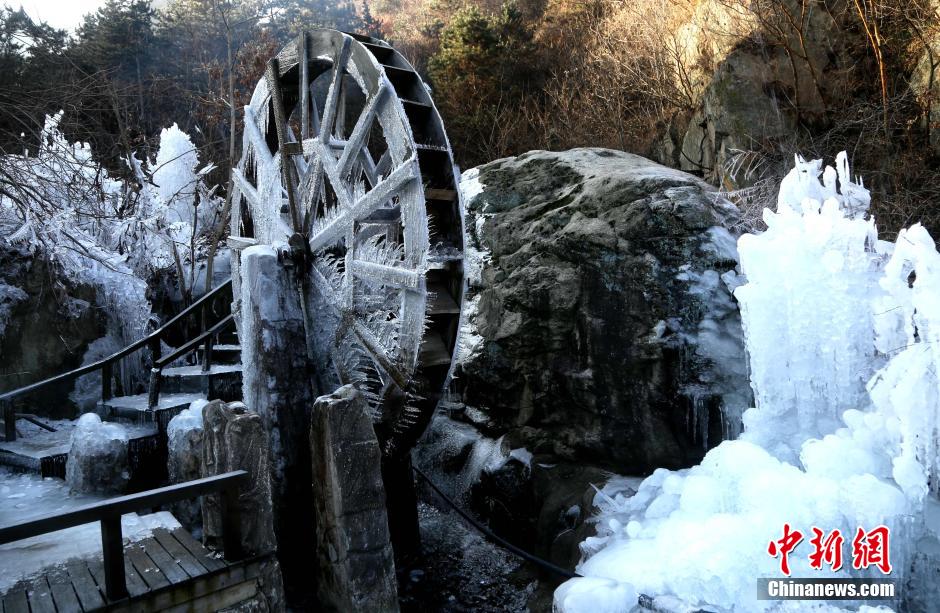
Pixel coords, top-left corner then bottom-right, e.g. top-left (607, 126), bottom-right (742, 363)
top-left (556, 153), bottom-right (940, 612)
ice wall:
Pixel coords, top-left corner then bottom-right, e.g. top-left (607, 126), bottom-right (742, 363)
top-left (556, 153), bottom-right (940, 612)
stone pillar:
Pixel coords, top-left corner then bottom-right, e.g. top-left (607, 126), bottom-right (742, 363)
top-left (201, 400), bottom-right (284, 610)
top-left (239, 245), bottom-right (319, 593)
top-left (310, 385), bottom-right (399, 612)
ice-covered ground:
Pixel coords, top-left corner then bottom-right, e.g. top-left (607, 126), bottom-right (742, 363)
top-left (556, 153), bottom-right (940, 612)
top-left (0, 467), bottom-right (181, 592)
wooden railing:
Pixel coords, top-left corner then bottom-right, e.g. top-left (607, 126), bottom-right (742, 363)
top-left (0, 470), bottom-right (247, 601)
top-left (147, 313), bottom-right (236, 409)
top-left (0, 278), bottom-right (234, 442)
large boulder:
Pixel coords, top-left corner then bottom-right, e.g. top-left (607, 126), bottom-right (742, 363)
top-left (453, 148), bottom-right (749, 475)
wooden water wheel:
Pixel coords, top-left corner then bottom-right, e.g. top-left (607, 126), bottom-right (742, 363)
top-left (229, 30), bottom-right (465, 460)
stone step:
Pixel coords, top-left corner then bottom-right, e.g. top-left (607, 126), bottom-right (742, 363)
top-left (0, 419), bottom-right (158, 478)
top-left (100, 392), bottom-right (206, 423)
top-left (197, 344), bottom-right (242, 365)
top-left (160, 363), bottom-right (243, 398)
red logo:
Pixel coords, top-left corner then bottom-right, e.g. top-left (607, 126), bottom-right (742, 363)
top-left (851, 525), bottom-right (892, 574)
top-left (768, 524), bottom-right (891, 575)
top-left (808, 527), bottom-right (844, 571)
top-left (767, 523), bottom-right (804, 576)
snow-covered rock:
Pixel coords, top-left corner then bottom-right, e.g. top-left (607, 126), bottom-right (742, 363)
top-left (65, 413), bottom-right (129, 494)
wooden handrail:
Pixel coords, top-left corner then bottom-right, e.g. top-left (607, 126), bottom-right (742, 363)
top-left (0, 278), bottom-right (233, 404)
top-left (0, 470), bottom-right (248, 601)
top-left (147, 313), bottom-right (235, 409)
top-left (155, 314), bottom-right (235, 370)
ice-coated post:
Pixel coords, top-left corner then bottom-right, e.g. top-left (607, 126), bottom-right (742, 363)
top-left (239, 244), bottom-right (318, 592)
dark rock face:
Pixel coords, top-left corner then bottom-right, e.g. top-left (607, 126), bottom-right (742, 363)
top-left (456, 148), bottom-right (749, 475)
top-left (0, 245), bottom-right (102, 416)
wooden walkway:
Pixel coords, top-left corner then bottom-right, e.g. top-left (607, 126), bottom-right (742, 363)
top-left (1, 527), bottom-right (265, 612)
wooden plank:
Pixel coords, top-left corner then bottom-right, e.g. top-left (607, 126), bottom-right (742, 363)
top-left (152, 528), bottom-right (207, 577)
top-left (425, 188), bottom-right (457, 202)
top-left (138, 537), bottom-right (190, 584)
top-left (125, 542), bottom-right (170, 590)
top-left (428, 282), bottom-right (460, 314)
top-left (163, 578), bottom-right (257, 613)
top-left (109, 560), bottom-right (261, 613)
top-left (122, 554), bottom-right (150, 598)
top-left (26, 575), bottom-right (57, 613)
top-left (85, 558), bottom-right (105, 594)
top-left (46, 566), bottom-right (82, 613)
top-left (65, 560), bottom-right (105, 610)
top-left (1, 588), bottom-right (28, 613)
top-left (420, 332), bottom-right (452, 367)
top-left (170, 528), bottom-right (226, 572)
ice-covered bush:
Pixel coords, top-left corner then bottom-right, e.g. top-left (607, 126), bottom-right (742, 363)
top-left (557, 153), bottom-right (940, 611)
top-left (0, 113), bottom-right (223, 396)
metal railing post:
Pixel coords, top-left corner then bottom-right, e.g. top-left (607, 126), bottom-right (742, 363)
top-left (2, 400), bottom-right (15, 442)
top-left (202, 336), bottom-right (214, 374)
top-left (100, 514), bottom-right (128, 600)
top-left (101, 361), bottom-right (113, 402)
top-left (147, 368), bottom-right (162, 410)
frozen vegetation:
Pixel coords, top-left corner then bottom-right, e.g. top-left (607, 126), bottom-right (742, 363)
top-left (556, 153), bottom-right (940, 612)
top-left (0, 114), bottom-right (222, 399)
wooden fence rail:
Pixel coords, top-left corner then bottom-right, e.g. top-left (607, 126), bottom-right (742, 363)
top-left (0, 470), bottom-right (247, 601)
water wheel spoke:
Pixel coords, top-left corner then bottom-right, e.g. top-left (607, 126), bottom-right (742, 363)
top-left (244, 107), bottom-right (273, 166)
top-left (308, 207), bottom-right (352, 252)
top-left (374, 150), bottom-right (391, 178)
top-left (299, 32), bottom-right (310, 140)
top-left (319, 35), bottom-right (352, 145)
top-left (320, 145), bottom-right (355, 211)
top-left (359, 148), bottom-right (380, 188)
top-left (337, 84), bottom-right (390, 178)
top-left (351, 259), bottom-right (421, 291)
top-left (232, 168), bottom-right (261, 209)
top-left (352, 320), bottom-right (410, 390)
top-left (266, 59), bottom-right (302, 232)
top-left (353, 157), bottom-right (418, 221)
top-left (301, 155), bottom-right (324, 235)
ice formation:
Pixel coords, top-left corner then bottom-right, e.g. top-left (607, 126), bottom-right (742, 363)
top-left (65, 413), bottom-right (130, 495)
top-left (556, 153), bottom-right (940, 611)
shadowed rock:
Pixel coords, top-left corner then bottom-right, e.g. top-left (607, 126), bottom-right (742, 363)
top-left (310, 385), bottom-right (399, 613)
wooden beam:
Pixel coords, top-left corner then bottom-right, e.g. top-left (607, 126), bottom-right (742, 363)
top-left (265, 58), bottom-right (301, 233)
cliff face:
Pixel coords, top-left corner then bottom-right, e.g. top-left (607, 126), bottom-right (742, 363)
top-left (0, 245), bottom-right (103, 416)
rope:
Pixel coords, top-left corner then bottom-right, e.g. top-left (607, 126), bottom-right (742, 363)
top-left (412, 464), bottom-right (582, 581)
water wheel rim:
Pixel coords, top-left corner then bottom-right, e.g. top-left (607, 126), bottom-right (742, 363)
top-left (231, 29), bottom-right (465, 457)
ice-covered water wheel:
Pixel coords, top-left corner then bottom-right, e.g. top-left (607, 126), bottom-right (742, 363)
top-left (230, 30), bottom-right (465, 461)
